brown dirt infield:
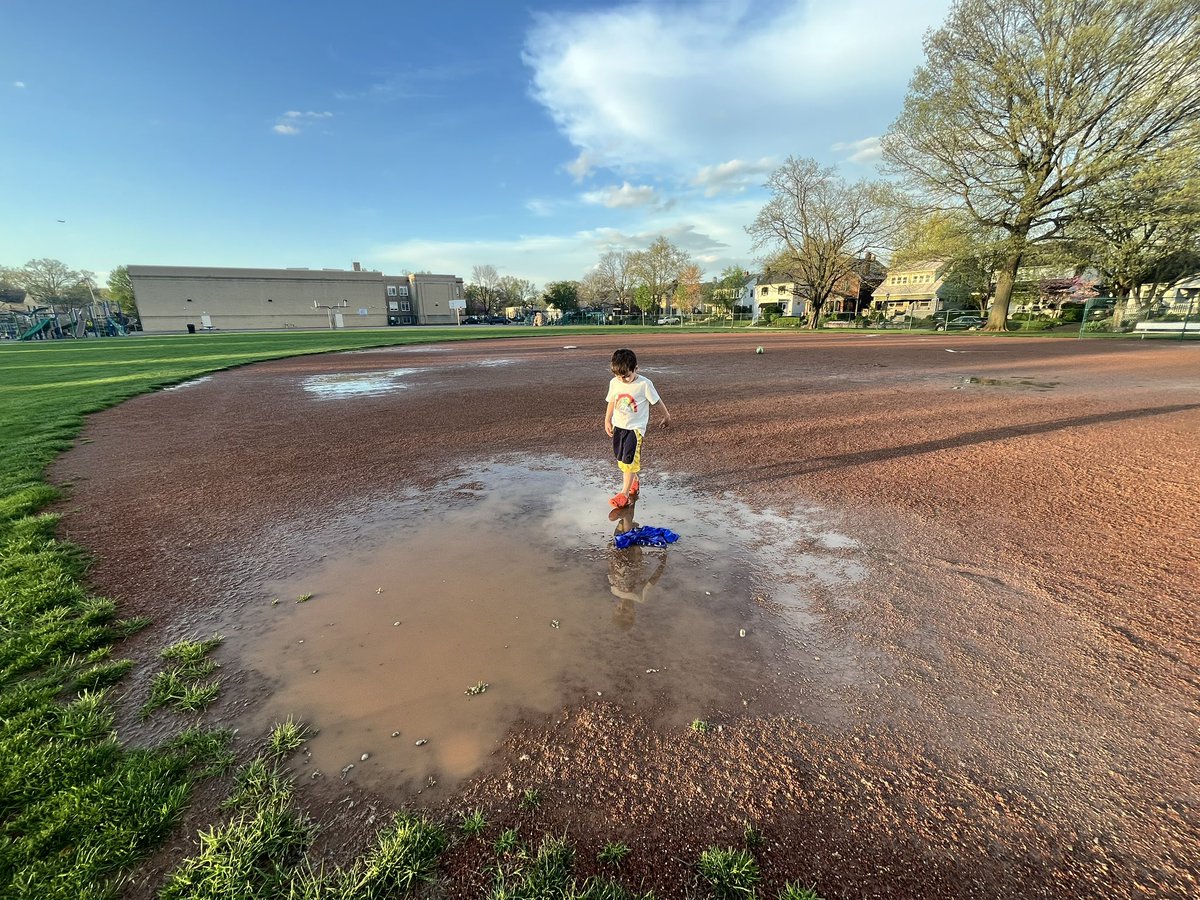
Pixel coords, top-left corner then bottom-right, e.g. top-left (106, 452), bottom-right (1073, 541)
top-left (50, 332), bottom-right (1199, 899)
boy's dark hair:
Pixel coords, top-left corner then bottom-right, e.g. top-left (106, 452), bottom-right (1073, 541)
top-left (611, 348), bottom-right (637, 376)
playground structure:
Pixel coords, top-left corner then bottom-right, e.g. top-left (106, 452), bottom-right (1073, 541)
top-left (2, 300), bottom-right (137, 341)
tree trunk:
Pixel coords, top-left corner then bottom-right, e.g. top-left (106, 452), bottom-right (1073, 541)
top-left (988, 247), bottom-right (1023, 330)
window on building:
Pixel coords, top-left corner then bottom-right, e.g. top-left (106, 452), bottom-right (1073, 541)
top-left (400, 300), bottom-right (411, 312)
top-left (398, 286), bottom-right (409, 297)
top-left (761, 287), bottom-right (769, 295)
top-left (387, 285), bottom-right (398, 297)
top-left (388, 301), bottom-right (399, 311)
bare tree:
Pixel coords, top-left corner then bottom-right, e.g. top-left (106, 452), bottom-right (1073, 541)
top-left (883, 0), bottom-right (1200, 330)
top-left (593, 249), bottom-right (636, 310)
top-left (747, 157), bottom-right (900, 328)
top-left (470, 264), bottom-right (502, 314)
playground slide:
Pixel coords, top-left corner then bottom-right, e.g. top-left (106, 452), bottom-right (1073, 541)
top-left (18, 319), bottom-right (53, 341)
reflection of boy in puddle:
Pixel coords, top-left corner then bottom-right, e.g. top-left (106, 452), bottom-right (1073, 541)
top-left (607, 501), bottom-right (668, 629)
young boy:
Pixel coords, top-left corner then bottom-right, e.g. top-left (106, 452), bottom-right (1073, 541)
top-left (604, 347), bottom-right (671, 508)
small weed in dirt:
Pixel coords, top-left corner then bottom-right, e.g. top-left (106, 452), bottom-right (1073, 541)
top-left (777, 883), bottom-right (824, 900)
top-left (460, 808), bottom-right (487, 835)
top-left (465, 681), bottom-right (490, 696)
top-left (494, 827), bottom-right (524, 855)
top-left (743, 820), bottom-right (762, 848)
top-left (268, 716), bottom-right (310, 757)
top-left (519, 788), bottom-right (542, 810)
top-left (697, 847), bottom-right (760, 898)
top-left (296, 593), bottom-right (313, 603)
top-left (690, 718), bottom-right (708, 734)
top-left (598, 840), bottom-right (631, 866)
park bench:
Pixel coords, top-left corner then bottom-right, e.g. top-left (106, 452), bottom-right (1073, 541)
top-left (1132, 320), bottom-right (1199, 338)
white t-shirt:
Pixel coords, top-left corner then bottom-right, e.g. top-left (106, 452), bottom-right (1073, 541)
top-left (606, 374), bottom-right (661, 433)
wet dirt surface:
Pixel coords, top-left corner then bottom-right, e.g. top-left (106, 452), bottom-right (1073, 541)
top-left (228, 460), bottom-right (865, 794)
top-left (48, 332), bottom-right (1200, 898)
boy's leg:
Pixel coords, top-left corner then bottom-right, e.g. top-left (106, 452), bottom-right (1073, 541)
top-left (610, 427), bottom-right (641, 506)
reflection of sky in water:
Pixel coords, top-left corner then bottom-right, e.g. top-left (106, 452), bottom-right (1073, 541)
top-left (232, 454), bottom-right (872, 795)
top-left (301, 368), bottom-right (420, 398)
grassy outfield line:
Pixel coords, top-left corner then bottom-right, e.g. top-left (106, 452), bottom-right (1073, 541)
top-left (1, 328), bottom-right (815, 900)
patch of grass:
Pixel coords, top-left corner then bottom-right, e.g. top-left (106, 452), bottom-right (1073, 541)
top-left (519, 788), bottom-right (542, 810)
top-left (494, 827), bottom-right (523, 855)
top-left (742, 820), bottom-right (762, 848)
top-left (335, 812), bottom-right (447, 898)
top-left (142, 635), bottom-right (223, 718)
top-left (465, 680), bottom-right (490, 696)
top-left (690, 718), bottom-right (709, 734)
top-left (267, 716), bottom-right (310, 757)
top-left (697, 847), bottom-right (761, 898)
top-left (460, 808), bottom-right (488, 835)
top-left (598, 840), bottom-right (631, 866)
top-left (778, 883), bottom-right (824, 900)
top-left (296, 593), bottom-right (312, 603)
top-left (160, 634), bottom-right (223, 663)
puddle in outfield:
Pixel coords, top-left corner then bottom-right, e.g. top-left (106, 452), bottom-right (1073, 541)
top-left (230, 457), bottom-right (870, 795)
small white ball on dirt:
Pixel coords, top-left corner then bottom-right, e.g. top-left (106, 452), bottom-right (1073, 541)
top-left (755, 346), bottom-right (764, 354)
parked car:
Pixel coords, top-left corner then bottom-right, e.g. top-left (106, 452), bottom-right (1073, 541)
top-left (656, 315), bottom-right (682, 325)
top-left (935, 315), bottom-right (986, 331)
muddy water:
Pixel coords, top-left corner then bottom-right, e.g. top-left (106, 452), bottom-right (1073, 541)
top-left (230, 457), bottom-right (868, 795)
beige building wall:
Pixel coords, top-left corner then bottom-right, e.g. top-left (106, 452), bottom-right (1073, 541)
top-left (409, 273), bottom-right (464, 326)
top-left (128, 265), bottom-right (464, 333)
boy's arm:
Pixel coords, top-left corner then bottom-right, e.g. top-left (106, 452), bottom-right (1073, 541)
top-left (604, 399), bottom-right (616, 436)
top-left (654, 397), bottom-right (671, 428)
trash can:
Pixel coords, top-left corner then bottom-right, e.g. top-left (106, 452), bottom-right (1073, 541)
top-left (186, 323), bottom-right (196, 334)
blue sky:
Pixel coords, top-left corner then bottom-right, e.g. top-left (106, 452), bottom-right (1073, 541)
top-left (2, 0), bottom-right (951, 287)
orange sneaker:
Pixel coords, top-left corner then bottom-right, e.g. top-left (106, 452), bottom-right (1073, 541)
top-left (609, 493), bottom-right (629, 508)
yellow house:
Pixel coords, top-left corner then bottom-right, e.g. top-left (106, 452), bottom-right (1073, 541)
top-left (872, 260), bottom-right (951, 320)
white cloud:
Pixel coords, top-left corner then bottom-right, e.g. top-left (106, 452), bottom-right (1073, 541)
top-left (272, 110), bottom-right (333, 136)
top-left (691, 157), bottom-right (776, 196)
top-left (524, 0), bottom-right (951, 176)
top-left (565, 150), bottom-right (598, 181)
top-left (581, 182), bottom-right (660, 209)
top-left (832, 136), bottom-right (883, 164)
top-left (371, 192), bottom-right (762, 286)
top-left (13, 80), bottom-right (26, 88)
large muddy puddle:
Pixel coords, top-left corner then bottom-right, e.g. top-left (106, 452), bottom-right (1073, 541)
top-left (227, 457), bottom-right (871, 795)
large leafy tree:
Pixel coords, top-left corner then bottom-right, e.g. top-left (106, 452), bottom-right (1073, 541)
top-left (712, 265), bottom-right (748, 321)
top-left (1067, 148), bottom-right (1200, 322)
top-left (542, 280), bottom-right (579, 313)
top-left (496, 275), bottom-right (538, 312)
top-left (672, 263), bottom-right (703, 320)
top-left (747, 157), bottom-right (900, 328)
top-left (891, 208), bottom-right (1009, 314)
top-left (629, 237), bottom-right (691, 314)
top-left (106, 265), bottom-right (137, 315)
top-left (883, 0), bottom-right (1200, 330)
top-left (633, 284), bottom-right (656, 323)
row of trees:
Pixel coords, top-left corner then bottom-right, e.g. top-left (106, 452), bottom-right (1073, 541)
top-left (1, 260), bottom-right (136, 314)
top-left (467, 237), bottom-right (753, 325)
